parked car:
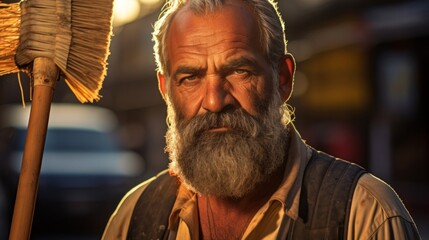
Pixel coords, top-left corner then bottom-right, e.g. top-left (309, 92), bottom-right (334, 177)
top-left (0, 104), bottom-right (145, 238)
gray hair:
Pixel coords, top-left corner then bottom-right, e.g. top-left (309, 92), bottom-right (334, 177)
top-left (152, 0), bottom-right (287, 78)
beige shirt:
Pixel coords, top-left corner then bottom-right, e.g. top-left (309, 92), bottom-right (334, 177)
top-left (102, 128), bottom-right (420, 240)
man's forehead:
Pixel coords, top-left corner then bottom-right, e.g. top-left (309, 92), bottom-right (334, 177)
top-left (170, 0), bottom-right (258, 36)
top-left (166, 1), bottom-right (262, 63)
top-left (166, 1), bottom-right (264, 74)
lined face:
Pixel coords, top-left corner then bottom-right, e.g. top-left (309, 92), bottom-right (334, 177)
top-left (163, 1), bottom-right (275, 122)
top-left (159, 1), bottom-right (292, 197)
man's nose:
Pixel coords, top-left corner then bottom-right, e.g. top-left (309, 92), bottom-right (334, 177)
top-left (201, 76), bottom-right (236, 113)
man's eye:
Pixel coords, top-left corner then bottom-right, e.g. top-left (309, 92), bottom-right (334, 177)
top-left (231, 69), bottom-right (253, 79)
top-left (176, 74), bottom-right (202, 86)
top-left (234, 69), bottom-right (249, 75)
top-left (181, 75), bottom-right (198, 82)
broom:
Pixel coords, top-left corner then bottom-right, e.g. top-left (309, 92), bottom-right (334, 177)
top-left (0, 0), bottom-right (113, 239)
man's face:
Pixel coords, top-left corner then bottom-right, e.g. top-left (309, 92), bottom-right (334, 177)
top-left (158, 2), bottom-right (291, 198)
top-left (164, 2), bottom-right (274, 122)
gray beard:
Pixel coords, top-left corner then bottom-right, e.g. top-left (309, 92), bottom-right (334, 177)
top-left (166, 94), bottom-right (289, 198)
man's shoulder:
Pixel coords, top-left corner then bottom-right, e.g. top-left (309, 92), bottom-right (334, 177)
top-left (354, 173), bottom-right (414, 221)
top-left (118, 169), bottom-right (173, 212)
top-left (102, 170), bottom-right (172, 240)
top-left (348, 173), bottom-right (420, 239)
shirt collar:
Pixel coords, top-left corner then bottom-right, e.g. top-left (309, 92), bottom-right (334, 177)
top-left (268, 124), bottom-right (312, 220)
top-left (169, 183), bottom-right (197, 233)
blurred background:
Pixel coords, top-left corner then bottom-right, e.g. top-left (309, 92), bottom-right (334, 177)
top-left (0, 0), bottom-right (428, 239)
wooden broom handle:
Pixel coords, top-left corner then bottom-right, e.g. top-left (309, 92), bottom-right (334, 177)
top-left (9, 57), bottom-right (59, 240)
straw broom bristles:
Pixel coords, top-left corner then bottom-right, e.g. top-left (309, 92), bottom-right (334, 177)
top-left (0, 2), bottom-right (21, 76)
top-left (0, 0), bottom-right (113, 103)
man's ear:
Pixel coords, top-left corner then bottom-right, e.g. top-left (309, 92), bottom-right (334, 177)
top-left (278, 53), bottom-right (296, 103)
top-left (157, 72), bottom-right (167, 101)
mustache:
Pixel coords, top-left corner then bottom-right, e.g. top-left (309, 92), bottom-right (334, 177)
top-left (179, 109), bottom-right (262, 138)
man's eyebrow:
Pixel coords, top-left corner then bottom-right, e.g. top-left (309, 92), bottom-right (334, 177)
top-left (172, 57), bottom-right (260, 78)
top-left (173, 65), bottom-right (204, 78)
top-left (220, 57), bottom-right (261, 72)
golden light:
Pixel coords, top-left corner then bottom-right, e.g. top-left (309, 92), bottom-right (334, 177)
top-left (113, 0), bottom-right (141, 26)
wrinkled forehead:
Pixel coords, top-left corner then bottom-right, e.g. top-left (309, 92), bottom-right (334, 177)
top-left (165, 1), bottom-right (263, 69)
top-left (175, 5), bottom-right (259, 40)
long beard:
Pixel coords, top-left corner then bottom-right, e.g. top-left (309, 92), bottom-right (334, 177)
top-left (165, 93), bottom-right (289, 198)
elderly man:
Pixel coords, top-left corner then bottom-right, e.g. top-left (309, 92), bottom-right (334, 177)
top-left (103, 0), bottom-right (421, 239)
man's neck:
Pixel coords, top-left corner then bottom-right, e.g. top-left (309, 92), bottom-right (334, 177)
top-left (197, 162), bottom-right (286, 239)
